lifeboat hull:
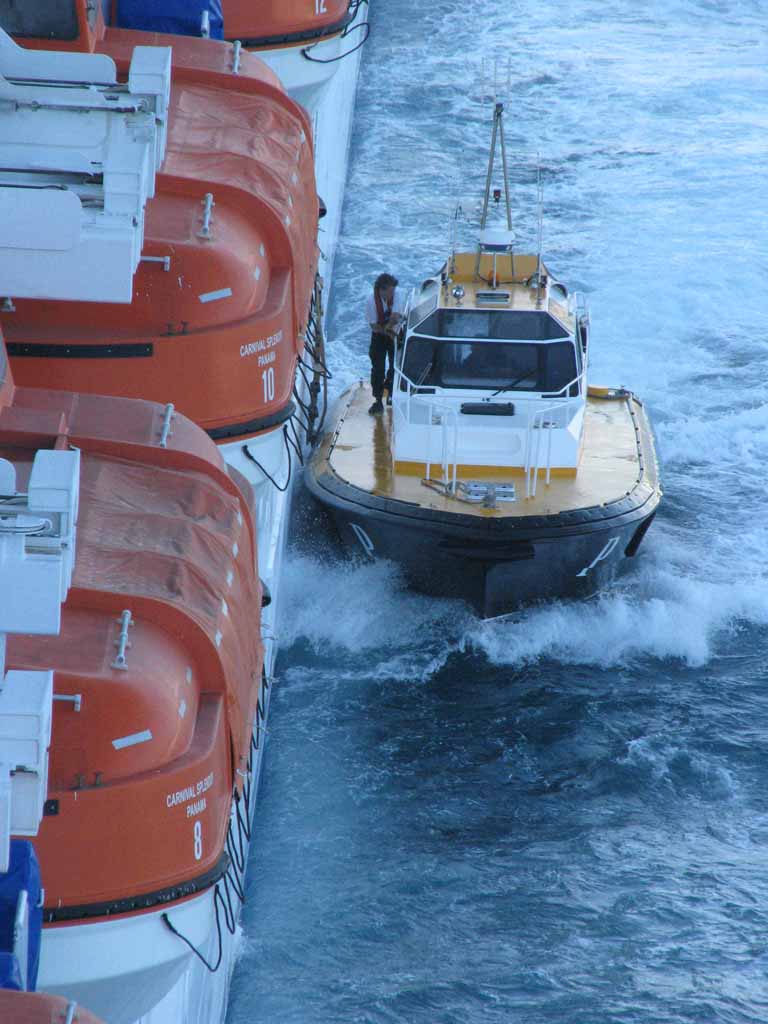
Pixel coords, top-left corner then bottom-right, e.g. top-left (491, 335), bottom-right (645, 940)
top-left (229, 2), bottom-right (367, 114)
top-left (38, 890), bottom-right (217, 1024)
top-left (223, 0), bottom-right (355, 46)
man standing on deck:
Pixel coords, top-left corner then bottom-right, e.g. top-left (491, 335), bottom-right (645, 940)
top-left (365, 272), bottom-right (405, 414)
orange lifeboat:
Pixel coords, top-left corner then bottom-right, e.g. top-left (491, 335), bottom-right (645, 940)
top-left (0, 341), bottom-right (266, 1021)
top-left (106, 0), bottom-right (369, 114)
top-left (2, 3), bottom-right (320, 445)
top-left (0, 24), bottom-right (280, 1024)
top-left (0, 991), bottom-right (104, 1024)
top-left (222, 0), bottom-right (356, 48)
top-left (114, 0), bottom-right (358, 49)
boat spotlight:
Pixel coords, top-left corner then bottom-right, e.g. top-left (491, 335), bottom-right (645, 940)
top-left (451, 285), bottom-right (465, 301)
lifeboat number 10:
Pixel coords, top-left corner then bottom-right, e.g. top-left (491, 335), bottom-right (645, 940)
top-left (315, 0), bottom-right (327, 12)
top-left (261, 367), bottom-right (275, 403)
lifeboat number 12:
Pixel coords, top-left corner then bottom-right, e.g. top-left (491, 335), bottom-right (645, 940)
top-left (315, 0), bottom-right (327, 12)
top-left (261, 367), bottom-right (275, 403)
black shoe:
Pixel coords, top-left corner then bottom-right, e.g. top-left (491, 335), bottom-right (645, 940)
top-left (368, 400), bottom-right (384, 415)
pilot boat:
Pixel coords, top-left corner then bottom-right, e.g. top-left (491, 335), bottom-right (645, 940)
top-left (0, 33), bottom-right (270, 1024)
top-left (305, 103), bottom-right (662, 617)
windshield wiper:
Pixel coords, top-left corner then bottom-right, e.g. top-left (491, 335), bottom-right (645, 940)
top-left (491, 372), bottom-right (534, 397)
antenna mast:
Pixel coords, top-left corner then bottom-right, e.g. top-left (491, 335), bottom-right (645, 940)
top-left (535, 159), bottom-right (544, 308)
top-left (478, 102), bottom-right (513, 233)
top-left (475, 60), bottom-right (515, 282)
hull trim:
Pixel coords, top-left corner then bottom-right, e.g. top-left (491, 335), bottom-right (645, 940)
top-left (206, 401), bottom-right (296, 441)
top-left (231, 11), bottom-right (355, 50)
top-left (307, 461), bottom-right (659, 536)
top-left (43, 853), bottom-right (229, 924)
top-left (7, 341), bottom-right (153, 359)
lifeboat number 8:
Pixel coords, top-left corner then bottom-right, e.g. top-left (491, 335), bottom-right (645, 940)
top-left (193, 820), bottom-right (203, 861)
top-left (261, 367), bottom-right (275, 403)
top-left (315, 0), bottom-right (327, 12)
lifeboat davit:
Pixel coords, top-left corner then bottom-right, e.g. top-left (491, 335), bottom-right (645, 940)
top-left (1, 3), bottom-right (321, 450)
top-left (0, 991), bottom-right (104, 1024)
top-left (0, 30), bottom-right (269, 1024)
top-left (305, 103), bottom-right (662, 617)
top-left (0, 351), bottom-right (266, 1024)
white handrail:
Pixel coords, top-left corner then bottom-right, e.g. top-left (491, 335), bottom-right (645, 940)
top-left (422, 399), bottom-right (458, 488)
top-left (525, 404), bottom-right (558, 497)
top-left (392, 365), bottom-right (586, 496)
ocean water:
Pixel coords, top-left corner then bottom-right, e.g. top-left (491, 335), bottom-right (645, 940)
top-left (227, 2), bottom-right (768, 1022)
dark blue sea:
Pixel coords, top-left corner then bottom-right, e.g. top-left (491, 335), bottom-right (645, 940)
top-left (227, 2), bottom-right (768, 1021)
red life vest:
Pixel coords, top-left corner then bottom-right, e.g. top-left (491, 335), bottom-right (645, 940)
top-left (374, 287), bottom-right (393, 328)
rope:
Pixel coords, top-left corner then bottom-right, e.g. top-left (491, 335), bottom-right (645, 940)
top-left (241, 427), bottom-right (292, 492)
top-left (286, 420), bottom-right (305, 466)
top-left (161, 884), bottom-right (227, 974)
top-left (301, 21), bottom-right (370, 64)
top-left (161, 683), bottom-right (269, 973)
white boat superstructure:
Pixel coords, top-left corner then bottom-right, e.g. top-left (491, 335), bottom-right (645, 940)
top-left (394, 252), bottom-right (590, 500)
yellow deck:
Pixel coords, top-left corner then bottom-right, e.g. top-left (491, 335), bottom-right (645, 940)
top-left (321, 383), bottom-right (659, 519)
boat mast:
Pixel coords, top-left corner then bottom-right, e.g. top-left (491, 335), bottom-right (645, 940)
top-left (475, 100), bottom-right (514, 283)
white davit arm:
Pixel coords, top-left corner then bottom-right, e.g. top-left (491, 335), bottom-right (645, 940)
top-left (0, 449), bottom-right (81, 872)
top-left (0, 30), bottom-right (172, 303)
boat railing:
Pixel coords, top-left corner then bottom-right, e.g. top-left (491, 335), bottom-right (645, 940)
top-left (521, 370), bottom-right (585, 497)
top-left (424, 404), bottom-right (459, 490)
top-left (392, 366), bottom-right (585, 495)
top-left (392, 368), bottom-right (459, 486)
top-left (569, 290), bottom-right (589, 319)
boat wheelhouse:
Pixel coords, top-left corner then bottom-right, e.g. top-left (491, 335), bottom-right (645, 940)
top-left (395, 249), bottom-right (587, 495)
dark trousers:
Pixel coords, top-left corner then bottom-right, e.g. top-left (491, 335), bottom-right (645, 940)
top-left (369, 331), bottom-right (394, 400)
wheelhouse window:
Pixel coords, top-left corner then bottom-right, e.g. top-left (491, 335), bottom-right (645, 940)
top-left (416, 309), bottom-right (570, 341)
top-left (402, 337), bottom-right (579, 394)
top-left (408, 291), bottom-right (438, 330)
top-left (0, 0), bottom-right (79, 39)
